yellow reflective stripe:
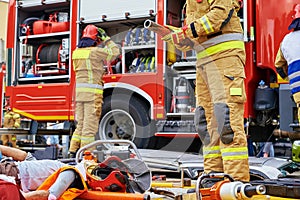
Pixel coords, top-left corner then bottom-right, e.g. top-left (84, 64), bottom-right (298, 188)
top-left (72, 49), bottom-right (90, 59)
top-left (106, 48), bottom-right (113, 61)
top-left (200, 15), bottom-right (214, 34)
top-left (221, 147), bottom-right (248, 153)
top-left (208, 0), bottom-right (213, 4)
top-left (4, 113), bottom-right (12, 117)
top-left (204, 153), bottom-right (222, 159)
top-left (73, 60), bottom-right (76, 71)
top-left (203, 146), bottom-right (220, 151)
top-left (76, 87), bottom-right (103, 94)
top-left (107, 42), bottom-right (115, 49)
top-left (221, 147), bottom-right (249, 160)
top-left (71, 133), bottom-right (81, 142)
top-left (197, 40), bottom-right (244, 59)
top-left (86, 60), bottom-right (93, 83)
top-left (13, 114), bottom-right (20, 118)
top-left (203, 146), bottom-right (221, 159)
top-left (222, 154), bottom-right (248, 160)
top-left (81, 136), bottom-right (95, 142)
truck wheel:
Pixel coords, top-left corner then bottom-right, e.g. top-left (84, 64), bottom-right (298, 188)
top-left (99, 95), bottom-right (153, 149)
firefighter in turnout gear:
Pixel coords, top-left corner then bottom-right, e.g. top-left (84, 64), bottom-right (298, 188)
top-left (162, 0), bottom-right (250, 183)
top-left (68, 25), bottom-right (120, 157)
top-left (275, 4), bottom-right (300, 124)
top-left (1, 108), bottom-right (21, 147)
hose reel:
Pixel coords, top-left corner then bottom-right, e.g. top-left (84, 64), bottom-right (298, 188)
top-left (34, 42), bottom-right (68, 75)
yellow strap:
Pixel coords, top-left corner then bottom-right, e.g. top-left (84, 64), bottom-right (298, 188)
top-left (197, 40), bottom-right (244, 59)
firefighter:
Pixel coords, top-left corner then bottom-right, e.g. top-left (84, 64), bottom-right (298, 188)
top-left (275, 4), bottom-right (300, 125)
top-left (68, 25), bottom-right (120, 157)
top-left (0, 107), bottom-right (21, 147)
top-left (161, 0), bottom-right (250, 184)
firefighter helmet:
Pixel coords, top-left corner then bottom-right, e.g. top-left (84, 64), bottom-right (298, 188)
top-left (294, 4), bottom-right (300, 19)
top-left (82, 25), bottom-right (99, 40)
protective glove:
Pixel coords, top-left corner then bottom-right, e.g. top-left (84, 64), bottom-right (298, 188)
top-left (98, 27), bottom-right (110, 42)
top-left (161, 25), bottom-right (193, 52)
top-left (161, 25), bottom-right (186, 44)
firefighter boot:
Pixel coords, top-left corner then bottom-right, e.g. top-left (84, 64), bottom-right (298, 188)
top-left (68, 151), bottom-right (77, 158)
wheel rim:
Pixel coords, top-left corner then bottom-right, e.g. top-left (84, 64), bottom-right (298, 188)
top-left (99, 109), bottom-right (136, 145)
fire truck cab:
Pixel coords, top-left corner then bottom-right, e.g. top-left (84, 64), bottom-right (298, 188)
top-left (4, 0), bottom-right (300, 150)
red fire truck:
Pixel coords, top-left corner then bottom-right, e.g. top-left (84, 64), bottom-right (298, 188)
top-left (4, 0), bottom-right (298, 149)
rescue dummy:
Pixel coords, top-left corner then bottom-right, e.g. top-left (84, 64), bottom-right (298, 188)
top-left (161, 0), bottom-right (250, 184)
top-left (275, 4), bottom-right (300, 125)
top-left (1, 107), bottom-right (21, 147)
top-left (0, 145), bottom-right (65, 194)
top-left (68, 25), bottom-right (120, 157)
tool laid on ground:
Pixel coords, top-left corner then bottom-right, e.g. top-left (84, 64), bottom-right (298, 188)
top-left (75, 140), bottom-right (152, 196)
top-left (195, 173), bottom-right (266, 200)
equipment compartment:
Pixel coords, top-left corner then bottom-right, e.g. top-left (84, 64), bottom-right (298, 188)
top-left (16, 1), bottom-right (71, 83)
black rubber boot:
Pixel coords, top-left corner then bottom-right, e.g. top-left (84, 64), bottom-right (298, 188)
top-left (68, 152), bottom-right (76, 158)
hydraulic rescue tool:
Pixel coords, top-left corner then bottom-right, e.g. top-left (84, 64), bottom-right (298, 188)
top-left (195, 173), bottom-right (266, 200)
top-left (75, 140), bottom-right (151, 199)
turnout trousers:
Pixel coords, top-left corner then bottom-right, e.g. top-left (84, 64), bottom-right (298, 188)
top-left (69, 96), bottom-right (103, 153)
top-left (194, 56), bottom-right (250, 182)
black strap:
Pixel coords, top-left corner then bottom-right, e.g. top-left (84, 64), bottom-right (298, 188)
top-left (220, 8), bottom-right (234, 30)
top-left (190, 22), bottom-right (199, 38)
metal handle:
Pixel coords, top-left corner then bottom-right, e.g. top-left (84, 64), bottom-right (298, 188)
top-left (75, 139), bottom-right (142, 163)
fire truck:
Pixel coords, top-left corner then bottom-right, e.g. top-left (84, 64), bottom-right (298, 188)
top-left (3, 0), bottom-right (299, 150)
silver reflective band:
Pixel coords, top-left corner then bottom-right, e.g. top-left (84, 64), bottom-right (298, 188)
top-left (76, 83), bottom-right (103, 89)
top-left (194, 33), bottom-right (244, 52)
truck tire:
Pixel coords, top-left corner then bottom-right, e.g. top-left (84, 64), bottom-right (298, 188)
top-left (98, 95), bottom-right (153, 149)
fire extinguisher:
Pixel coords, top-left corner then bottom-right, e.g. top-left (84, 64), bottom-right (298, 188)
top-left (175, 77), bottom-right (190, 113)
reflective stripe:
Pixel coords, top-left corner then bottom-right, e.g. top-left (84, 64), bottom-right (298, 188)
top-left (203, 146), bottom-right (222, 159)
top-left (76, 83), bottom-right (103, 90)
top-left (71, 133), bottom-right (81, 142)
top-left (72, 49), bottom-right (90, 59)
top-left (106, 48), bottom-right (113, 61)
top-left (86, 60), bottom-right (93, 83)
top-left (289, 70), bottom-right (300, 80)
top-left (290, 81), bottom-right (300, 89)
top-left (80, 136), bottom-right (95, 142)
top-left (200, 15), bottom-right (214, 34)
top-left (197, 40), bottom-right (244, 59)
top-left (195, 33), bottom-right (244, 50)
top-left (208, 0), bottom-right (213, 4)
top-left (76, 87), bottom-right (103, 94)
top-left (221, 147), bottom-right (249, 160)
top-left (13, 114), bottom-right (20, 119)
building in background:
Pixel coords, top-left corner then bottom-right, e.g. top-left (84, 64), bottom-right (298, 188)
top-left (0, 0), bottom-right (8, 63)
